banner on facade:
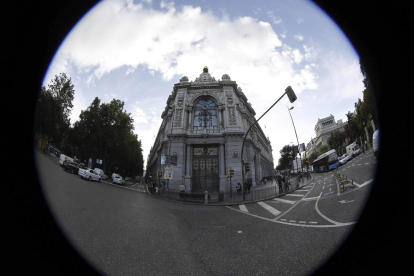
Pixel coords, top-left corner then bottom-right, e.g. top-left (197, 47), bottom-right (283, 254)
top-left (170, 156), bottom-right (177, 166)
top-left (299, 143), bottom-right (305, 153)
top-left (161, 154), bottom-right (166, 165)
top-left (164, 167), bottom-right (173, 179)
top-left (293, 158), bottom-right (302, 170)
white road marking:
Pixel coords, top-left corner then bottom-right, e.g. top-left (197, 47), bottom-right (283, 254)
top-left (239, 204), bottom-right (248, 212)
top-left (273, 198), bottom-right (296, 204)
top-left (284, 194), bottom-right (304, 197)
top-left (257, 201), bottom-right (281, 216)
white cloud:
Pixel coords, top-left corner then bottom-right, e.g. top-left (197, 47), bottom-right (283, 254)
top-left (267, 11), bottom-right (282, 25)
top-left (45, 0), bottom-right (332, 163)
top-left (319, 52), bottom-right (364, 100)
top-left (294, 34), bottom-right (304, 41)
top-left (133, 107), bottom-right (150, 124)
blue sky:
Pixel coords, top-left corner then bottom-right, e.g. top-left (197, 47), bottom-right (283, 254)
top-left (43, 0), bottom-right (364, 165)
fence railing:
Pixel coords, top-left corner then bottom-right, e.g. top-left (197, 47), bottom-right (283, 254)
top-left (147, 174), bottom-right (310, 204)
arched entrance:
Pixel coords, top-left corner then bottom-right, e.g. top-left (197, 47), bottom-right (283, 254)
top-left (192, 145), bottom-right (219, 192)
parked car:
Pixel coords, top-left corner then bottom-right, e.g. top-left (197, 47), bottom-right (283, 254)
top-left (93, 168), bottom-right (108, 180)
top-left (113, 176), bottom-right (125, 185)
top-left (112, 173), bottom-right (120, 180)
top-left (373, 128), bottom-right (380, 158)
top-left (339, 154), bottom-right (351, 165)
top-left (62, 161), bottom-right (83, 174)
top-left (78, 168), bottom-right (101, 182)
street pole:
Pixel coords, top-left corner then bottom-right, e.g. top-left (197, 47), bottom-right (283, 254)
top-left (287, 106), bottom-right (302, 177)
top-left (240, 86), bottom-right (297, 201)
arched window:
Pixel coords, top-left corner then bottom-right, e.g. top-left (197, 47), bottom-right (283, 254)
top-left (193, 98), bottom-right (218, 129)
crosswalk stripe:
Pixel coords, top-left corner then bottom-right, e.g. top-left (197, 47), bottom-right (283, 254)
top-left (239, 204), bottom-right (248, 212)
top-left (257, 201), bottom-right (281, 216)
top-left (273, 198), bottom-right (296, 204)
top-left (284, 194), bottom-right (303, 197)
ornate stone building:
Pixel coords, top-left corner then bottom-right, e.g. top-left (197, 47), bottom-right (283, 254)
top-left (146, 67), bottom-right (274, 192)
top-left (306, 115), bottom-right (349, 156)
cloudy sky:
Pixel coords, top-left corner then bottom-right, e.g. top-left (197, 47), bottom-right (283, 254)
top-left (43, 0), bottom-right (364, 166)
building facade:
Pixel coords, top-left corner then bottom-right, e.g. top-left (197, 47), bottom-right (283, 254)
top-left (146, 67), bottom-right (274, 192)
top-left (306, 115), bottom-right (348, 156)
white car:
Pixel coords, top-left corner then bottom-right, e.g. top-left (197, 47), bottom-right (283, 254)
top-left (373, 129), bottom-right (380, 157)
top-left (78, 168), bottom-right (101, 182)
top-left (113, 176), bottom-right (125, 186)
top-left (339, 154), bottom-right (351, 165)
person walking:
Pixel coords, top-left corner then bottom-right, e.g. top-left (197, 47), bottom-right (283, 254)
top-left (236, 183), bottom-right (241, 194)
top-left (277, 174), bottom-right (283, 194)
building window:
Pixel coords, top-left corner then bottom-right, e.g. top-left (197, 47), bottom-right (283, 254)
top-left (193, 98), bottom-right (218, 129)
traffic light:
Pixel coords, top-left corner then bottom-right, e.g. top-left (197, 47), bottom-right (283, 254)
top-left (228, 169), bottom-right (234, 178)
top-left (286, 86), bottom-right (297, 103)
top-left (245, 163), bottom-right (250, 172)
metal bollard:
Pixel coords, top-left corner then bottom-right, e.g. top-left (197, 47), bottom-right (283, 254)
top-left (204, 191), bottom-right (209, 205)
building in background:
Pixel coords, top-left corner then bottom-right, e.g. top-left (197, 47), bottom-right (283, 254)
top-left (306, 115), bottom-right (348, 156)
top-left (146, 67), bottom-right (274, 192)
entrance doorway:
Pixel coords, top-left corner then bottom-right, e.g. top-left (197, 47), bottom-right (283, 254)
top-left (192, 145), bottom-right (219, 192)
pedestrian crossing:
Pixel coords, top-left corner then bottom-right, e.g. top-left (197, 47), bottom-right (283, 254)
top-left (228, 184), bottom-right (327, 226)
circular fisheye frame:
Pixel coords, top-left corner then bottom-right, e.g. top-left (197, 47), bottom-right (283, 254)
top-left (34, 0), bottom-right (380, 275)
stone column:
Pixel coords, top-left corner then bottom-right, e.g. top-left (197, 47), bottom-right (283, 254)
top-left (219, 143), bottom-right (227, 192)
top-left (218, 105), bottom-right (224, 129)
top-left (187, 106), bottom-right (193, 130)
top-left (184, 144), bottom-right (191, 190)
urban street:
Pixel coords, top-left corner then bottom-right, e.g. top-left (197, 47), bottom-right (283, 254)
top-left (35, 148), bottom-right (376, 276)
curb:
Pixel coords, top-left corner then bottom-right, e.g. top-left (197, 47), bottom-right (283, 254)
top-left (144, 177), bottom-right (315, 206)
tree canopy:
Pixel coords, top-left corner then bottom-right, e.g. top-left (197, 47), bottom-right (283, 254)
top-left (34, 73), bottom-right (74, 148)
top-left (35, 73), bottom-right (144, 177)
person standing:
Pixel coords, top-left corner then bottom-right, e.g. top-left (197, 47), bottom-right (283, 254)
top-left (236, 183), bottom-right (241, 194)
top-left (277, 174), bottom-right (283, 194)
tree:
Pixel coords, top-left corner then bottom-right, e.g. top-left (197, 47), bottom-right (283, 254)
top-left (34, 73), bottom-right (75, 149)
top-left (276, 144), bottom-right (294, 170)
top-left (68, 97), bottom-right (144, 176)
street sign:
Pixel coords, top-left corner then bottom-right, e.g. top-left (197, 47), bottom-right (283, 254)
top-left (164, 167), bottom-right (173, 180)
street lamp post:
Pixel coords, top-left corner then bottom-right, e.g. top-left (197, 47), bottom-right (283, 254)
top-left (287, 106), bottom-right (303, 179)
top-left (240, 86), bottom-right (297, 200)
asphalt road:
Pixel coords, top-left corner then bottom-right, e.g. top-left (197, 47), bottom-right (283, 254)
top-left (34, 149), bottom-right (380, 276)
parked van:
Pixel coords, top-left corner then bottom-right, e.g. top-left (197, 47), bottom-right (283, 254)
top-left (346, 142), bottom-right (360, 158)
top-left (59, 154), bottom-right (74, 166)
top-left (373, 128), bottom-right (380, 158)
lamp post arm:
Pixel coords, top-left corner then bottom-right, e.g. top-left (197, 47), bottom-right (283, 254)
top-left (240, 91), bottom-right (288, 199)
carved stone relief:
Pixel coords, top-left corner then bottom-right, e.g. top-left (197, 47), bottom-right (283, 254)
top-left (227, 107), bottom-right (237, 125)
top-left (174, 108), bottom-right (183, 127)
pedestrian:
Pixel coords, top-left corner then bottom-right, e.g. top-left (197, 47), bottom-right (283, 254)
top-left (243, 182), bottom-right (248, 194)
top-left (155, 185), bottom-right (159, 194)
top-left (179, 183), bottom-right (186, 192)
top-left (236, 182), bottom-right (241, 194)
top-left (264, 178), bottom-right (267, 184)
top-left (247, 181), bottom-right (251, 194)
top-left (277, 175), bottom-right (283, 193)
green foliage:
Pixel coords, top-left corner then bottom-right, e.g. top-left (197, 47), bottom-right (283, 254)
top-left (34, 73), bottom-right (75, 148)
top-left (327, 130), bottom-right (346, 155)
top-left (343, 60), bottom-right (379, 145)
top-left (68, 97), bottom-right (144, 176)
top-left (276, 144), bottom-right (294, 170)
